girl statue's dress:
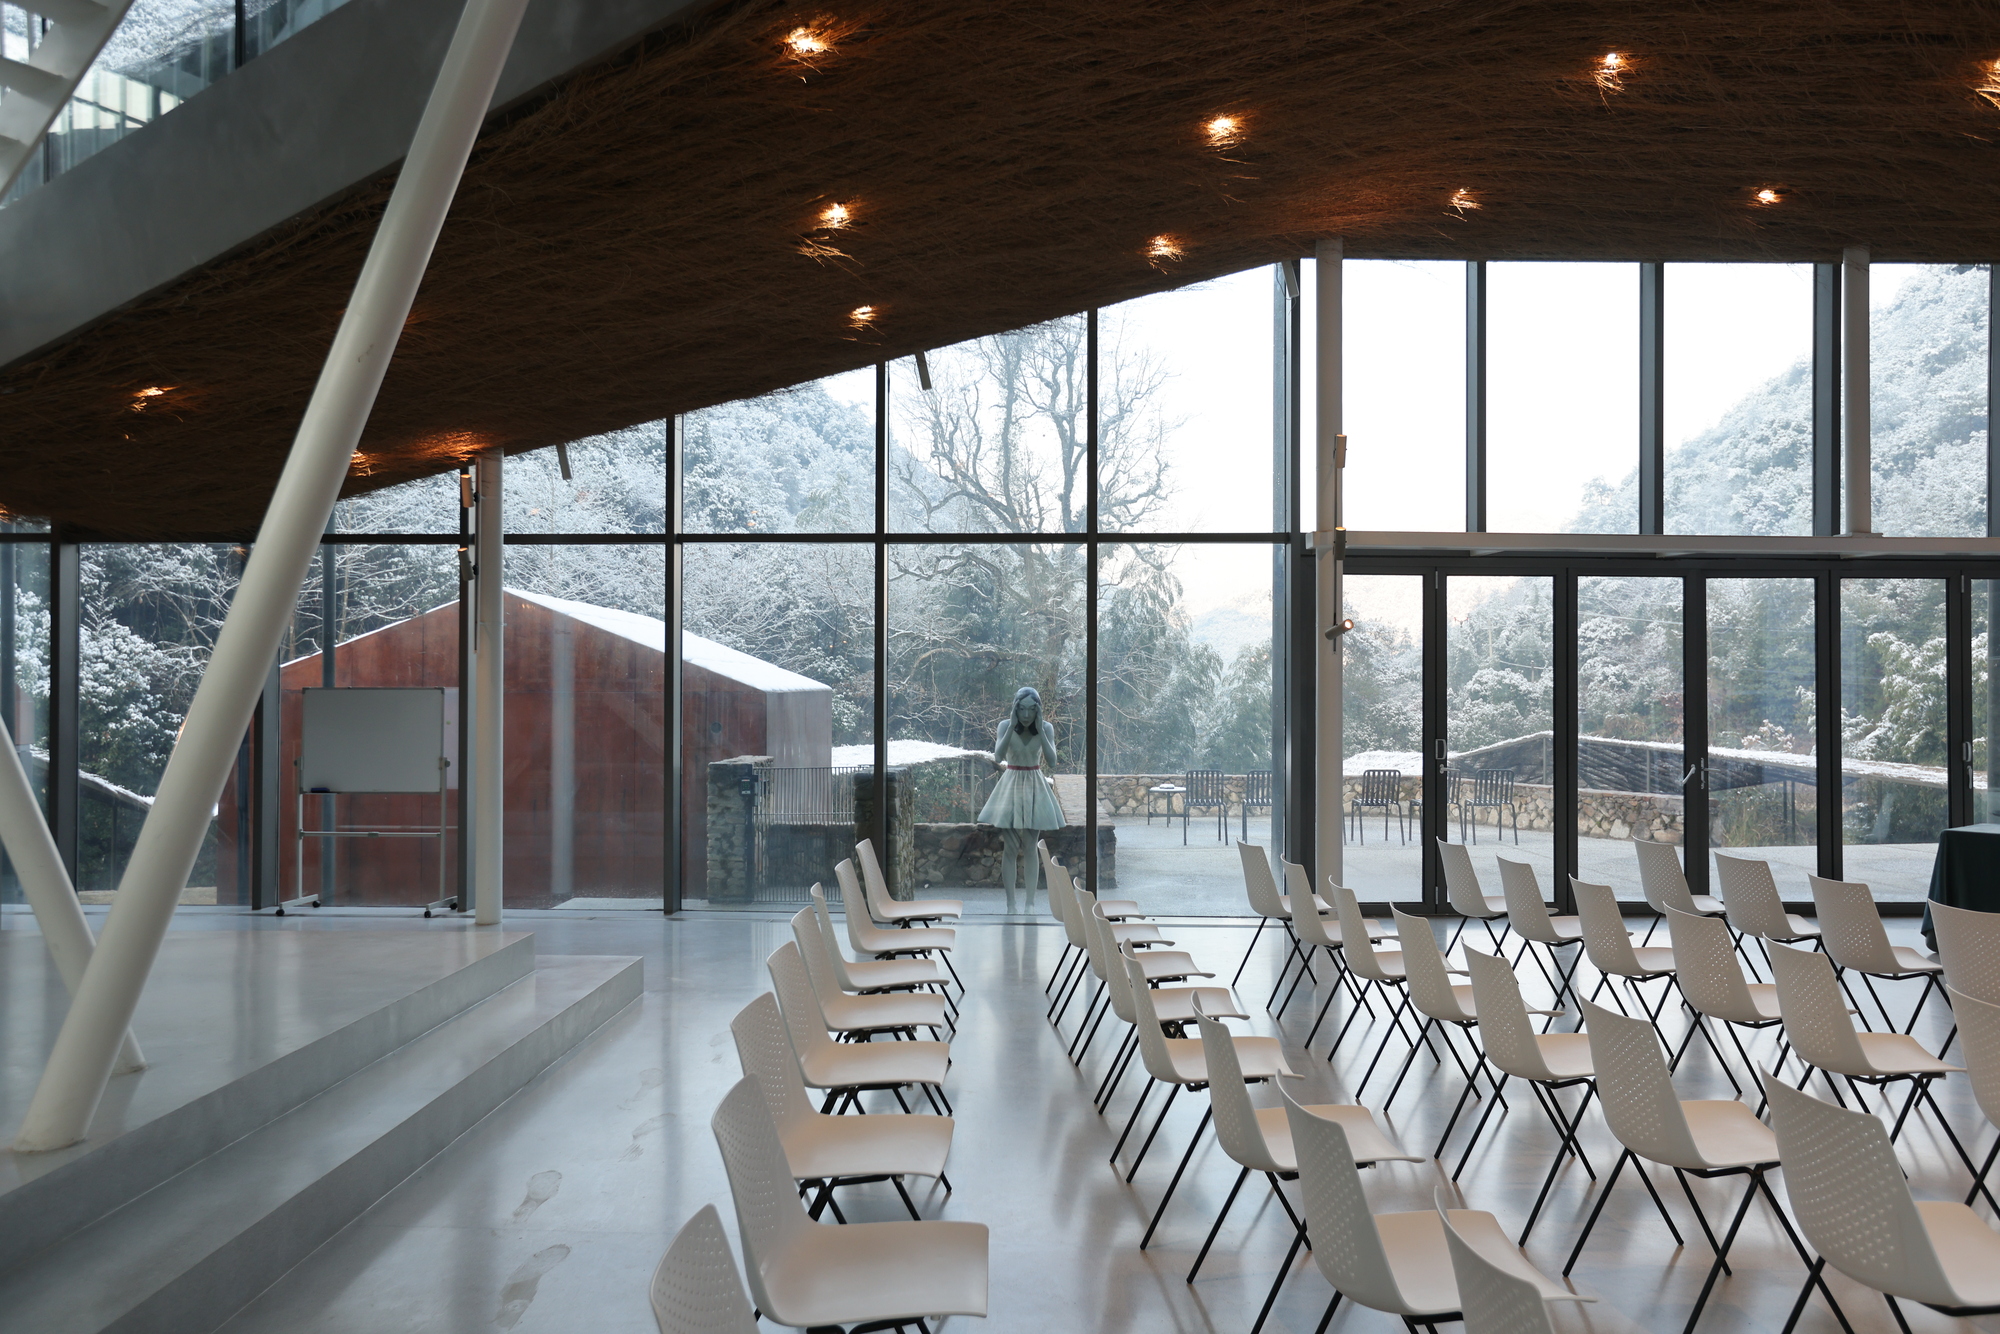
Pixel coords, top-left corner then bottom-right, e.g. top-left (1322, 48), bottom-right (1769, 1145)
top-left (978, 686), bottom-right (1062, 908)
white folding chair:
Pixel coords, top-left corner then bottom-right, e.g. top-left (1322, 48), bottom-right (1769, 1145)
top-left (1437, 1189), bottom-right (1594, 1334)
top-left (1455, 948), bottom-right (1593, 1240)
top-left (1385, 907), bottom-right (1502, 1146)
top-left (1664, 904), bottom-right (1784, 1099)
top-left (1765, 1070), bottom-right (1997, 1332)
top-left (1037, 840), bottom-right (1142, 1004)
top-left (1810, 873), bottom-right (1946, 1034)
top-left (1572, 876), bottom-right (1678, 1045)
top-left (1438, 839), bottom-right (1510, 954)
top-left (835, 858), bottom-right (963, 992)
top-left (1252, 1088), bottom-right (1577, 1334)
top-left (1767, 940), bottom-right (1969, 1174)
top-left (791, 907), bottom-right (948, 1041)
top-left (1286, 870), bottom-right (1390, 1042)
top-left (731, 992), bottom-right (952, 1222)
top-left (1324, 884), bottom-right (1436, 1091)
top-left (1110, 946), bottom-right (1293, 1185)
top-left (1944, 985), bottom-right (2000, 1214)
top-left (767, 941), bottom-right (953, 1116)
top-left (711, 1076), bottom-right (987, 1332)
top-left (1497, 857), bottom-right (1583, 1012)
top-left (1714, 852), bottom-right (1821, 979)
top-left (1084, 902), bottom-right (1241, 1107)
top-left (855, 835), bottom-right (962, 925)
top-left (1633, 838), bottom-right (1725, 945)
top-left (1047, 857), bottom-right (1176, 1042)
top-left (1934, 899), bottom-right (2000, 1004)
top-left (1235, 838), bottom-right (1323, 1008)
top-left (651, 1204), bottom-right (759, 1334)
top-left (1565, 999), bottom-right (1830, 1334)
top-left (1182, 1005), bottom-right (1419, 1280)
top-left (810, 886), bottom-right (953, 1011)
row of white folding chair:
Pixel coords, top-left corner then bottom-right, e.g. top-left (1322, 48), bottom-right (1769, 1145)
top-left (1043, 849), bottom-right (1181, 1043)
top-left (834, 856), bottom-right (965, 997)
top-left (768, 936), bottom-right (954, 1117)
top-left (1040, 839), bottom-right (1149, 1015)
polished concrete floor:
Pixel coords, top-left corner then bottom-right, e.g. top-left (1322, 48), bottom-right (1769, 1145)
top-left (9, 904), bottom-right (1995, 1332)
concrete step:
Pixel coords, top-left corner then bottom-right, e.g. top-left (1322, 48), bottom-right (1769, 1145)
top-left (0, 953), bottom-right (642, 1334)
top-left (0, 930), bottom-right (537, 1274)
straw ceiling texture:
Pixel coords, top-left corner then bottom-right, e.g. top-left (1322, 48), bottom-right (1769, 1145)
top-left (6, 0), bottom-right (2000, 536)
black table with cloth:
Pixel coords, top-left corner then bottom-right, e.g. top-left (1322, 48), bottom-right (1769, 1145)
top-left (1922, 824), bottom-right (2000, 950)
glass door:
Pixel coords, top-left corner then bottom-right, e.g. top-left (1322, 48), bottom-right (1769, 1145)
top-left (1444, 575), bottom-right (1555, 900)
top-left (1576, 576), bottom-right (1685, 898)
top-left (1705, 577), bottom-right (1819, 888)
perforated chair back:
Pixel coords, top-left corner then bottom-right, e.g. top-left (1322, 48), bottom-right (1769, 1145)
top-left (1763, 1070), bottom-right (1959, 1308)
top-left (1336, 884), bottom-right (1397, 983)
top-left (1394, 907), bottom-right (1472, 1022)
top-left (1934, 900), bottom-right (2000, 1004)
top-left (1714, 853), bottom-right (1791, 939)
top-left (1572, 877), bottom-right (1653, 978)
top-left (790, 907), bottom-right (850, 1025)
top-left (1948, 985), bottom-right (2000, 1131)
top-left (1634, 840), bottom-right (1697, 916)
top-left (1094, 907), bottom-right (1140, 1023)
top-left (1464, 947), bottom-right (1561, 1082)
top-left (729, 992), bottom-right (815, 1141)
top-left (832, 859), bottom-right (877, 957)
top-left (1440, 840), bottom-right (1499, 919)
top-left (1237, 840), bottom-right (1288, 919)
top-left (1665, 906), bottom-right (1765, 1024)
top-left (1196, 1007), bottom-right (1280, 1173)
top-left (809, 885), bottom-right (864, 993)
top-left (855, 837), bottom-right (896, 919)
top-left (1577, 998), bottom-right (1705, 1169)
top-left (1809, 875), bottom-right (1901, 974)
top-left (1438, 1198), bottom-right (1559, 1334)
top-left (1767, 940), bottom-right (1871, 1074)
top-left (1283, 1087), bottom-right (1422, 1314)
top-left (710, 1077), bottom-right (814, 1320)
top-left (1044, 858), bottom-right (1090, 950)
top-left (1123, 946), bottom-right (1192, 1085)
top-left (1283, 858), bottom-right (1323, 918)
top-left (1497, 858), bottom-right (1563, 944)
top-left (765, 942), bottom-right (835, 1069)
top-left (651, 1204), bottom-right (761, 1334)
top-left (1290, 872), bottom-right (1341, 951)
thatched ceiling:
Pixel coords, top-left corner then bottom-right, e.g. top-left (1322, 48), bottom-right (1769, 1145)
top-left (6, 0), bottom-right (2000, 537)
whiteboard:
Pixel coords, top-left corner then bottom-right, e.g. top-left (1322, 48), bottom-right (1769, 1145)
top-left (300, 688), bottom-right (448, 793)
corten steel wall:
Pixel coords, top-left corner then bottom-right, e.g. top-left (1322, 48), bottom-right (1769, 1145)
top-left (216, 594), bottom-right (667, 906)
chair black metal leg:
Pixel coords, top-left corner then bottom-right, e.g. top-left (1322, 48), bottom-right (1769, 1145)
top-left (1187, 1165), bottom-right (1251, 1281)
top-left (1673, 1169), bottom-right (1735, 1278)
top-left (1680, 1173), bottom-right (1762, 1334)
top-left (1095, 1030), bottom-right (1135, 1106)
top-left (1231, 918), bottom-right (1270, 987)
top-left (1884, 1295), bottom-right (1915, 1334)
top-left (1755, 1176), bottom-right (1855, 1333)
top-left (893, 1175), bottom-right (922, 1220)
top-left (1966, 1135), bottom-right (2000, 1210)
top-left (1314, 1291), bottom-right (1343, 1334)
top-left (1110, 1079), bottom-right (1156, 1161)
top-left (1045, 942), bottom-right (1076, 995)
top-left (1250, 1221), bottom-right (1309, 1334)
top-left (1632, 1158), bottom-right (1686, 1247)
top-left (1140, 1105), bottom-right (1213, 1246)
top-left (1125, 1083), bottom-right (1183, 1180)
top-left (1564, 1148), bottom-right (1632, 1276)
top-left (1901, 972), bottom-right (1940, 1036)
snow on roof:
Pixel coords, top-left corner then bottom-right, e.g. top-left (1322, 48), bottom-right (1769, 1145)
top-left (830, 740), bottom-right (991, 768)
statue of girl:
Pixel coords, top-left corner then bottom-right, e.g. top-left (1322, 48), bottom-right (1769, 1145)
top-left (977, 686), bottom-right (1063, 911)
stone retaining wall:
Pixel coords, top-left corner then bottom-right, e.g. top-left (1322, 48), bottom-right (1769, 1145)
top-left (914, 823), bottom-right (1117, 888)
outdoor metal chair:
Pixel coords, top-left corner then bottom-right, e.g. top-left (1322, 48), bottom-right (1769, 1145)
top-left (1240, 769), bottom-right (1273, 840)
top-left (1458, 768), bottom-right (1519, 845)
top-left (1182, 768), bottom-right (1228, 844)
top-left (1349, 767), bottom-right (1407, 844)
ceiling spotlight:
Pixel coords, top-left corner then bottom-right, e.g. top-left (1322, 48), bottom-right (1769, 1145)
top-left (1448, 188), bottom-right (1480, 213)
top-left (849, 305), bottom-right (877, 329)
top-left (820, 201), bottom-right (851, 228)
top-left (1602, 52), bottom-right (1623, 69)
top-left (1754, 188), bottom-right (1781, 204)
top-left (784, 26), bottom-right (829, 57)
top-left (129, 385), bottom-right (174, 411)
top-left (1147, 235), bottom-right (1183, 262)
top-left (1204, 114), bottom-right (1243, 147)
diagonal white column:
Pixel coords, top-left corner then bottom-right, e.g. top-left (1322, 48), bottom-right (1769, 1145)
top-left (0, 717), bottom-right (144, 1074)
top-left (13, 0), bottom-right (532, 1152)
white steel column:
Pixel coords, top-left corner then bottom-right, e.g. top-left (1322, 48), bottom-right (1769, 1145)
top-left (1844, 245), bottom-right (1873, 536)
top-left (1314, 239), bottom-right (1344, 885)
top-left (13, 0), bottom-right (532, 1152)
top-left (472, 448), bottom-right (504, 924)
top-left (0, 719), bottom-right (143, 1074)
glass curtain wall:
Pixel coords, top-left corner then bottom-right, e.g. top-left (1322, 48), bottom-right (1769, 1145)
top-left (0, 532), bottom-right (48, 903)
top-left (1840, 579), bottom-right (1948, 900)
top-left (1576, 576), bottom-right (1684, 897)
top-left (1340, 574), bottom-right (1423, 901)
top-left (1445, 576), bottom-right (1555, 892)
top-left (1707, 578), bottom-right (1818, 884)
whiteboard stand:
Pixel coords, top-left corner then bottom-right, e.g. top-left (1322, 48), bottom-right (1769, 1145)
top-left (284, 688), bottom-right (455, 916)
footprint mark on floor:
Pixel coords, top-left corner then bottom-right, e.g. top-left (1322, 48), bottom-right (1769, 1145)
top-left (617, 1113), bottom-right (671, 1161)
top-left (494, 1243), bottom-right (570, 1329)
top-left (511, 1170), bottom-right (561, 1222)
top-left (619, 1068), bottom-right (666, 1108)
